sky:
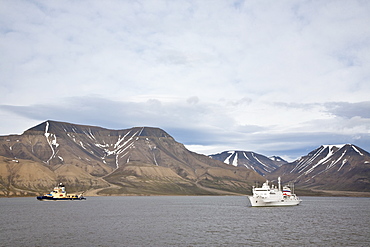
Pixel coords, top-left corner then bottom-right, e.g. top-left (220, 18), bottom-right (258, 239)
top-left (1, 0), bottom-right (370, 161)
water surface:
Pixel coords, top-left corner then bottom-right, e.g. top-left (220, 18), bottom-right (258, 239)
top-left (0, 196), bottom-right (369, 246)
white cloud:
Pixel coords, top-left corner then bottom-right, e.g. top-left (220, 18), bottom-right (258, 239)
top-left (1, 0), bottom-right (370, 159)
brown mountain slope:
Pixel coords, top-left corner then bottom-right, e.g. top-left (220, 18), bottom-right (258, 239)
top-left (0, 120), bottom-right (264, 196)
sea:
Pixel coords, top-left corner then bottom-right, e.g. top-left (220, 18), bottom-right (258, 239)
top-left (0, 196), bottom-right (369, 247)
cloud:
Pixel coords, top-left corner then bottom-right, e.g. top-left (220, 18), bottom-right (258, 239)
top-left (0, 96), bottom-right (220, 131)
top-left (1, 0), bottom-right (370, 160)
top-left (324, 101), bottom-right (370, 119)
top-left (2, 96), bottom-right (370, 161)
top-left (186, 96), bottom-right (199, 105)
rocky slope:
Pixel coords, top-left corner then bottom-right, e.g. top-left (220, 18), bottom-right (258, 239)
top-left (268, 144), bottom-right (370, 192)
top-left (0, 120), bottom-right (264, 196)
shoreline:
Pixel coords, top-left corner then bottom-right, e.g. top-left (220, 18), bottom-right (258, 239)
top-left (295, 189), bottom-right (370, 197)
top-left (2, 190), bottom-right (370, 198)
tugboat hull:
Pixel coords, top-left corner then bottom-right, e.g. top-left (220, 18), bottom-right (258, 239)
top-left (36, 196), bottom-right (86, 201)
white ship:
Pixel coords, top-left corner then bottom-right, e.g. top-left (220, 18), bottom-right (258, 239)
top-left (248, 177), bottom-right (301, 207)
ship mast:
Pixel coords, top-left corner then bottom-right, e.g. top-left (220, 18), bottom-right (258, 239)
top-left (278, 177), bottom-right (281, 191)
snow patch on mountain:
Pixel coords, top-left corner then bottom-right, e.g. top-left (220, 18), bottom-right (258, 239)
top-left (232, 152), bottom-right (238, 167)
top-left (224, 151), bottom-right (235, 165)
top-left (286, 144), bottom-right (370, 183)
top-left (210, 150), bottom-right (284, 176)
top-left (44, 121), bottom-right (59, 164)
top-left (338, 159), bottom-right (348, 171)
top-left (252, 153), bottom-right (269, 170)
top-left (352, 146), bottom-right (364, 156)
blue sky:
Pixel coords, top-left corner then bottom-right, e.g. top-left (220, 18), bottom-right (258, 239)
top-left (1, 0), bottom-right (370, 161)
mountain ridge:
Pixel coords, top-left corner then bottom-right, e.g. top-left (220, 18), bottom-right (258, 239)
top-left (267, 144), bottom-right (370, 192)
top-left (209, 150), bottom-right (286, 176)
top-left (1, 120), bottom-right (369, 196)
top-left (0, 120), bottom-right (264, 196)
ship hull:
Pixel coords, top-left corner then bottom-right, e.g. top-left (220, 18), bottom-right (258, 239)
top-left (248, 196), bottom-right (301, 207)
top-left (36, 196), bottom-right (86, 201)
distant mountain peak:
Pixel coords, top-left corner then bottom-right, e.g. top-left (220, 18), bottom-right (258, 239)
top-left (269, 143), bottom-right (370, 191)
top-left (209, 150), bottom-right (287, 176)
top-left (269, 156), bottom-right (286, 162)
top-left (312, 144), bottom-right (367, 162)
top-left (322, 144), bottom-right (347, 149)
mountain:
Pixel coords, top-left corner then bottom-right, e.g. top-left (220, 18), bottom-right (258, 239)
top-left (0, 120), bottom-right (264, 196)
top-left (269, 156), bottom-right (287, 164)
top-left (209, 151), bottom-right (287, 176)
top-left (268, 144), bottom-right (370, 192)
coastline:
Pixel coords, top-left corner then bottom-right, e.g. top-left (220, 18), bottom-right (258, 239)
top-left (2, 190), bottom-right (370, 198)
top-left (295, 189), bottom-right (370, 197)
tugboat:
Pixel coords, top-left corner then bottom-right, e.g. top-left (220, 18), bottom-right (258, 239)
top-left (248, 177), bottom-right (301, 207)
top-left (36, 183), bottom-right (86, 201)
